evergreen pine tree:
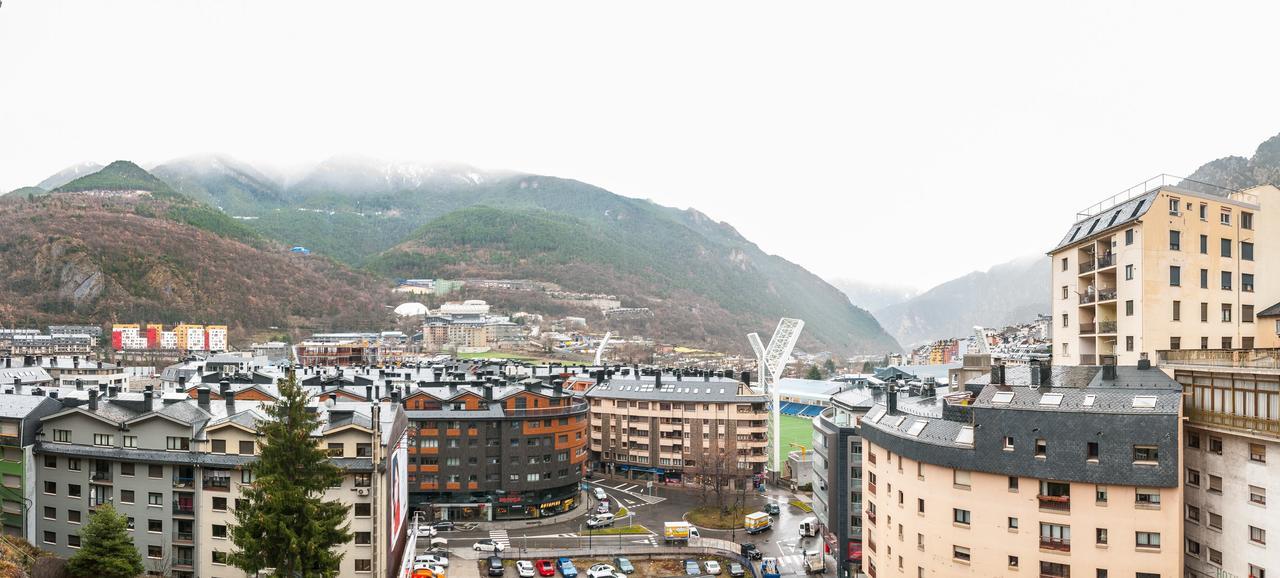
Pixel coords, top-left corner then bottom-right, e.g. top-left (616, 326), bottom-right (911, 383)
top-left (229, 373), bottom-right (352, 577)
top-left (67, 503), bottom-right (144, 578)
top-left (805, 365), bottom-right (823, 380)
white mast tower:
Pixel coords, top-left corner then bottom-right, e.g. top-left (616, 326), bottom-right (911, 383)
top-left (748, 317), bottom-right (804, 475)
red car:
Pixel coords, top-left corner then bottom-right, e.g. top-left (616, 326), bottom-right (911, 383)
top-left (536, 560), bottom-right (556, 577)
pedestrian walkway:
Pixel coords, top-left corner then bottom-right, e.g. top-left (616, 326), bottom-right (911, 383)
top-left (489, 529), bottom-right (511, 549)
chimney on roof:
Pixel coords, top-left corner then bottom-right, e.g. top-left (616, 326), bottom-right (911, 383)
top-left (87, 389), bottom-right (100, 411)
top-left (484, 384), bottom-right (494, 401)
top-left (726, 369), bottom-right (736, 380)
top-left (886, 384), bottom-right (898, 414)
top-left (3, 357), bottom-right (9, 369)
top-left (991, 362), bottom-right (1005, 385)
top-left (108, 385), bottom-right (119, 397)
top-left (1137, 353), bottom-right (1152, 370)
top-left (1102, 360), bottom-right (1117, 380)
top-left (391, 388), bottom-right (401, 403)
top-left (328, 392), bottom-right (337, 405)
top-left (225, 390), bottom-right (236, 413)
top-left (197, 387), bottom-right (210, 411)
top-left (143, 388), bottom-right (153, 409)
top-left (654, 371), bottom-right (662, 387)
top-left (365, 385), bottom-right (373, 401)
top-left (741, 371), bottom-right (751, 386)
top-left (675, 370), bottom-right (682, 382)
top-left (553, 379), bottom-right (564, 396)
top-left (594, 370), bottom-right (603, 386)
top-left (219, 378), bottom-right (230, 397)
top-left (49, 390), bottom-right (58, 399)
top-left (1030, 360), bottom-right (1043, 387)
top-left (72, 356), bottom-right (79, 368)
top-left (98, 383), bottom-right (107, 394)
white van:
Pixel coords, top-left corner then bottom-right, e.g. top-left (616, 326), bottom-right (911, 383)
top-left (586, 513), bottom-right (615, 528)
top-left (593, 487), bottom-right (608, 501)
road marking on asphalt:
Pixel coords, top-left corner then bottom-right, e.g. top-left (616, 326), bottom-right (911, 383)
top-left (489, 529), bottom-right (511, 547)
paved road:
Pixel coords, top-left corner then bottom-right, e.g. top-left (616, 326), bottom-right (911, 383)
top-left (418, 477), bottom-right (831, 577)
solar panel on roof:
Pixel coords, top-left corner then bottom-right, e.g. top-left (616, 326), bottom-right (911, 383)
top-left (1132, 395), bottom-right (1158, 409)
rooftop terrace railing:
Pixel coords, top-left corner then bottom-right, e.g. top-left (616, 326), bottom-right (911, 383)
top-left (1075, 174), bottom-right (1252, 220)
top-left (1157, 348), bottom-right (1280, 369)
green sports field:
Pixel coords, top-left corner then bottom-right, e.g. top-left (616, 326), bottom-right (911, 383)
top-left (776, 414), bottom-right (817, 464)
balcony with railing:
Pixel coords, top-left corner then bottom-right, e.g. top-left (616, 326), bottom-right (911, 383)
top-left (172, 498), bottom-right (195, 516)
top-left (1095, 254), bottom-right (1115, 270)
top-left (1079, 354), bottom-right (1097, 365)
top-left (89, 470), bottom-right (112, 484)
top-left (1096, 288), bottom-right (1117, 303)
top-left (1079, 323), bottom-right (1096, 335)
top-left (1079, 259), bottom-right (1096, 275)
top-left (1078, 292), bottom-right (1096, 305)
top-left (1039, 536), bottom-right (1071, 552)
top-left (173, 530), bottom-right (194, 544)
top-left (1037, 494), bottom-right (1070, 512)
top-left (203, 474), bottom-right (231, 491)
top-left (1096, 320), bottom-right (1117, 334)
top-left (1158, 348), bottom-right (1280, 369)
top-left (502, 400), bottom-right (590, 418)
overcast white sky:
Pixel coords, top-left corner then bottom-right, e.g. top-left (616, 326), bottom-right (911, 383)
top-left (3, 1), bottom-right (1280, 290)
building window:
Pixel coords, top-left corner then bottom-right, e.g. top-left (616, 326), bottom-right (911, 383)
top-left (355, 502), bottom-right (371, 517)
top-left (1243, 273), bottom-right (1255, 292)
top-left (1173, 300), bottom-right (1181, 321)
top-left (1186, 504), bottom-right (1200, 522)
top-left (1244, 304), bottom-right (1255, 323)
top-left (1062, 314), bottom-right (1068, 328)
top-left (1250, 443), bottom-right (1266, 463)
top-left (1035, 438), bottom-right (1047, 458)
top-left (953, 509), bottom-right (970, 525)
top-left (1008, 555), bottom-right (1018, 568)
top-left (1221, 210), bottom-right (1231, 225)
top-left (355, 532), bottom-right (372, 545)
top-left (212, 497), bottom-right (227, 511)
top-left (1186, 468), bottom-right (1200, 487)
top-left (93, 434), bottom-right (112, 447)
top-left (166, 437), bottom-right (190, 451)
top-left (68, 459), bottom-right (80, 471)
top-left (1061, 258), bottom-right (1068, 271)
top-left (1095, 485), bottom-right (1108, 503)
top-left (121, 490), bottom-right (134, 503)
top-left (952, 469), bottom-right (970, 488)
top-left (355, 559), bottom-right (373, 573)
top-left (1222, 304), bottom-right (1232, 322)
top-left (1169, 230), bottom-right (1181, 250)
top-left (952, 545), bottom-right (970, 562)
top-left (43, 481), bottom-right (54, 495)
top-left (354, 473), bottom-right (372, 487)
top-left (1201, 302), bottom-right (1209, 322)
top-left (1095, 527), bottom-right (1108, 545)
top-left (67, 484), bottom-right (80, 498)
top-left (212, 551), bottom-right (227, 565)
top-left (1201, 268), bottom-right (1209, 289)
top-left (148, 519), bottom-right (162, 533)
top-left (147, 545), bottom-right (161, 559)
top-left (1125, 229), bottom-right (1133, 245)
top-left (1008, 516), bottom-right (1019, 530)
top-left (211, 524), bottom-right (227, 539)
top-left (1002, 437), bottom-right (1014, 451)
top-left (1188, 431), bottom-right (1200, 448)
top-left (239, 441), bottom-right (255, 455)
top-left (1242, 241), bottom-right (1254, 260)
top-left (1249, 485), bottom-right (1266, 505)
top-left (1125, 300), bottom-right (1134, 316)
top-left (1169, 197), bottom-right (1181, 214)
top-left (211, 439), bottom-right (226, 453)
top-left (148, 465), bottom-right (162, 478)
top-left (1209, 436), bottom-right (1222, 453)
top-left (1125, 336), bottom-right (1134, 351)
top-left (1170, 266), bottom-right (1181, 286)
top-left (1199, 203), bottom-right (1208, 220)
top-left (1170, 337), bottom-right (1181, 350)
top-left (1135, 531), bottom-right (1160, 548)
top-left (917, 498), bottom-right (924, 514)
top-left (122, 435), bottom-right (136, 448)
top-left (1132, 445), bottom-right (1158, 463)
top-left (1125, 264), bottom-right (1134, 280)
top-left (42, 531), bottom-right (54, 545)
top-left (1135, 488), bottom-right (1160, 506)
top-left (1223, 336), bottom-right (1233, 349)
top-left (1208, 475), bottom-right (1223, 494)
top-left (1222, 271), bottom-right (1232, 290)
top-left (1087, 441), bottom-right (1099, 460)
top-left (1200, 234), bottom-right (1208, 254)
top-left (52, 429), bottom-right (70, 443)
top-left (1250, 526), bottom-right (1266, 545)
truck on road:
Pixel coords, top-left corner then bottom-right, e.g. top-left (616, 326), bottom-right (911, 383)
top-left (744, 511), bottom-right (773, 534)
top-left (760, 558), bottom-right (781, 578)
top-left (663, 521), bottom-right (698, 543)
top-left (802, 550), bottom-right (826, 574)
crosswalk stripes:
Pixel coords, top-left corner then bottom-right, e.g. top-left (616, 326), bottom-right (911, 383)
top-left (489, 529), bottom-right (511, 548)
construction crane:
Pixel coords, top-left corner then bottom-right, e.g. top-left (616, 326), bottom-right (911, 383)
top-left (788, 442), bottom-right (808, 459)
top-left (593, 331), bottom-right (612, 366)
top-left (748, 317), bottom-right (805, 475)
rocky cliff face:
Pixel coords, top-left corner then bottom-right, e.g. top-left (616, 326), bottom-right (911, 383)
top-left (1182, 133), bottom-right (1280, 192)
top-left (35, 238), bottom-right (105, 311)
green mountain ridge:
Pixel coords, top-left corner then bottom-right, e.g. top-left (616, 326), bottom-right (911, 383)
top-left (23, 156), bottom-right (903, 355)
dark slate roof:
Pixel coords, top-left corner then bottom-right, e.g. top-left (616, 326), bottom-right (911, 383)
top-left (0, 394), bottom-right (61, 419)
top-left (36, 442), bottom-right (373, 471)
top-left (1258, 302), bottom-right (1280, 318)
top-left (586, 377), bottom-right (763, 403)
top-left (1051, 190), bottom-right (1157, 252)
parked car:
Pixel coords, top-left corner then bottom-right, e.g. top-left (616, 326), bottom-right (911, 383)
top-left (593, 488), bottom-right (608, 501)
top-left (764, 503), bottom-right (781, 515)
top-left (517, 561), bottom-right (536, 578)
top-left (704, 561), bottom-right (722, 575)
top-left (740, 543), bottom-right (763, 560)
top-left (434, 521), bottom-right (456, 532)
top-left (416, 554), bottom-right (450, 567)
top-left (587, 564), bottom-right (617, 578)
top-left (613, 558), bottom-right (634, 574)
top-left (586, 514), bottom-right (614, 529)
top-left (558, 558), bottom-right (578, 578)
top-left (684, 560), bottom-right (701, 576)
top-left (488, 556), bottom-right (506, 577)
top-left (474, 539), bottom-right (506, 553)
top-left (536, 560), bottom-right (556, 577)
top-left (728, 563), bottom-right (745, 578)
top-left (417, 524), bottom-right (439, 538)
top-left (596, 503), bottom-right (610, 514)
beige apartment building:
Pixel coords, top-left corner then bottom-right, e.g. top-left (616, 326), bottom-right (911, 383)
top-left (1050, 178), bottom-right (1280, 366)
top-left (585, 371), bottom-right (769, 488)
top-left (859, 363), bottom-right (1183, 578)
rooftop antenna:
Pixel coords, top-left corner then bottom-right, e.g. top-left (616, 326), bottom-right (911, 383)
top-left (748, 317), bottom-right (804, 475)
top-left (593, 331), bottom-right (612, 367)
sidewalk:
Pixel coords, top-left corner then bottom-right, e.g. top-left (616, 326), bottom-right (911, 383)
top-left (472, 490), bottom-right (590, 531)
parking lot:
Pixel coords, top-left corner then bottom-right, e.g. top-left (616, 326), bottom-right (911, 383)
top-left (475, 555), bottom-right (741, 578)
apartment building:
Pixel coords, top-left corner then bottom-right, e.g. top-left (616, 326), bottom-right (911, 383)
top-left (1050, 179), bottom-right (1280, 366)
top-left (1153, 351), bottom-right (1278, 578)
top-left (585, 370), bottom-right (769, 488)
top-left (401, 374), bottom-right (588, 521)
top-left (31, 384), bottom-right (406, 578)
top-left (812, 385), bottom-right (877, 572)
top-left (0, 394), bottom-right (63, 538)
top-left (858, 362), bottom-right (1183, 578)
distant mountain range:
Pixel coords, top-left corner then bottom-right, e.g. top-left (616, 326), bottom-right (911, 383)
top-left (852, 256), bottom-right (1050, 347)
top-left (1181, 132), bottom-right (1280, 193)
top-left (827, 280), bottom-right (918, 312)
top-left (3, 156), bottom-right (901, 355)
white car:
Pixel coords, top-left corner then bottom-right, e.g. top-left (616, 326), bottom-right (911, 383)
top-left (473, 539), bottom-right (507, 552)
top-left (417, 525), bottom-right (439, 538)
top-left (704, 561), bottom-right (722, 575)
top-left (587, 564), bottom-right (617, 578)
top-left (416, 554), bottom-right (450, 568)
top-left (517, 561), bottom-right (536, 578)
